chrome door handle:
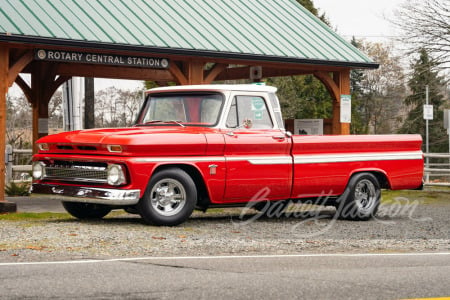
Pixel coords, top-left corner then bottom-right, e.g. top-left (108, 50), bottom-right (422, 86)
top-left (272, 135), bottom-right (285, 140)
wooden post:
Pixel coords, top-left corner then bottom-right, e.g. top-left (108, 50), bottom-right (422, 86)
top-left (314, 70), bottom-right (351, 135)
top-left (31, 63), bottom-right (49, 153)
top-left (84, 77), bottom-right (95, 129)
top-left (169, 60), bottom-right (206, 85)
top-left (30, 63), bottom-right (70, 153)
top-left (333, 70), bottom-right (351, 135)
top-left (185, 61), bottom-right (205, 84)
top-left (0, 46), bottom-right (17, 211)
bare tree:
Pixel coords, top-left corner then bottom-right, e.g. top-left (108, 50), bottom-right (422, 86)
top-left (355, 41), bottom-right (407, 134)
top-left (6, 94), bottom-right (32, 148)
top-left (49, 90), bottom-right (63, 131)
top-left (392, 0), bottom-right (450, 68)
top-left (95, 87), bottom-right (143, 128)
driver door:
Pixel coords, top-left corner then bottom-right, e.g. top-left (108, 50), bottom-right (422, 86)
top-left (223, 94), bottom-right (292, 202)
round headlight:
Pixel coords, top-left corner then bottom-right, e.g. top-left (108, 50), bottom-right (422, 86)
top-left (32, 162), bottom-right (45, 180)
top-left (107, 164), bottom-right (126, 186)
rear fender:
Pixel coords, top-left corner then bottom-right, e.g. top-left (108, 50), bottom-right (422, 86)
top-left (348, 169), bottom-right (390, 189)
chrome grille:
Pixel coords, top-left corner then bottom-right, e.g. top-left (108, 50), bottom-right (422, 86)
top-left (44, 161), bottom-right (108, 183)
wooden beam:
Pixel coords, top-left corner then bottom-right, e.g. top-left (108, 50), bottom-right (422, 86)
top-left (204, 63), bottom-right (227, 84)
top-left (15, 75), bottom-right (32, 102)
top-left (169, 63), bottom-right (188, 85)
top-left (53, 63), bottom-right (175, 81)
top-left (214, 66), bottom-right (313, 81)
top-left (7, 50), bottom-right (33, 87)
top-left (313, 71), bottom-right (340, 101)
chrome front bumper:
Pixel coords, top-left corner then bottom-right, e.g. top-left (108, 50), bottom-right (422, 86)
top-left (31, 183), bottom-right (141, 206)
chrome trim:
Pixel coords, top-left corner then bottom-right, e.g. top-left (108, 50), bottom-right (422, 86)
top-left (294, 151), bottom-right (423, 164)
top-left (31, 183), bottom-right (140, 206)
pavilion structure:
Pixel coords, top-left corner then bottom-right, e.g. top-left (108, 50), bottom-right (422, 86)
top-left (0, 0), bottom-right (378, 210)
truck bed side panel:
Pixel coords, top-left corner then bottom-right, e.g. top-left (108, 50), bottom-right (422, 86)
top-left (290, 135), bottom-right (423, 199)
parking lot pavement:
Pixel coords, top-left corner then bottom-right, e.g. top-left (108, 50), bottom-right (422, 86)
top-left (6, 196), bottom-right (65, 213)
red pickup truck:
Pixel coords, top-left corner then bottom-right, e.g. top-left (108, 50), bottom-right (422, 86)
top-left (31, 84), bottom-right (424, 226)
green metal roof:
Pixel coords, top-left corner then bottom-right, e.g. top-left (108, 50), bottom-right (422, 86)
top-left (0, 0), bottom-right (378, 68)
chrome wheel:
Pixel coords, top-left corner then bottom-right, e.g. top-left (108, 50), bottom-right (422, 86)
top-left (354, 179), bottom-right (377, 214)
top-left (150, 178), bottom-right (186, 217)
top-left (139, 168), bottom-right (197, 226)
top-left (336, 173), bottom-right (381, 221)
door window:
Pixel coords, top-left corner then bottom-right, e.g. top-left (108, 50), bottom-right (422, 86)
top-left (226, 96), bottom-right (273, 129)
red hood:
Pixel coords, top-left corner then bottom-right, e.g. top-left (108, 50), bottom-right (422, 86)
top-left (37, 126), bottom-right (218, 156)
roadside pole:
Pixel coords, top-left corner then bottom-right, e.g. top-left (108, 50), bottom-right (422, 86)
top-left (423, 85), bottom-right (432, 183)
top-left (444, 109), bottom-right (450, 165)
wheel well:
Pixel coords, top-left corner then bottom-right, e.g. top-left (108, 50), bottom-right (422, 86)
top-left (351, 171), bottom-right (390, 189)
top-left (152, 164), bottom-right (210, 209)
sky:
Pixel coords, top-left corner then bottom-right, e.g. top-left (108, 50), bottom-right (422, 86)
top-left (8, 0), bottom-right (406, 96)
top-left (313, 0), bottom-right (404, 42)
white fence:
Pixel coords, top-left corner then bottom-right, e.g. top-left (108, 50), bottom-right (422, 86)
top-left (5, 146), bottom-right (32, 182)
top-left (424, 153), bottom-right (450, 186)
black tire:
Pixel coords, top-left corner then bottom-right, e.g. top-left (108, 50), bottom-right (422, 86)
top-left (335, 173), bottom-right (380, 221)
top-left (138, 168), bottom-right (197, 226)
top-left (62, 202), bottom-right (112, 220)
top-left (253, 200), bottom-right (290, 218)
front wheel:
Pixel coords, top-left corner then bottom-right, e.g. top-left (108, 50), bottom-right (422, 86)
top-left (138, 168), bottom-right (197, 226)
top-left (62, 202), bottom-right (112, 220)
top-left (335, 173), bottom-right (380, 221)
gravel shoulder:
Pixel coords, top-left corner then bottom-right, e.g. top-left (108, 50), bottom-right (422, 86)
top-left (1, 189), bottom-right (449, 262)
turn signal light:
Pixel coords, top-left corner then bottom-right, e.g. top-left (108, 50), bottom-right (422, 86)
top-left (38, 143), bottom-right (49, 151)
top-left (107, 145), bottom-right (123, 153)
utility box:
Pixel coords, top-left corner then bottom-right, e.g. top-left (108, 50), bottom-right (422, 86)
top-left (285, 119), bottom-right (325, 135)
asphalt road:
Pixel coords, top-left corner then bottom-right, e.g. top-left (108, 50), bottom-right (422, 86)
top-left (1, 253), bottom-right (449, 300)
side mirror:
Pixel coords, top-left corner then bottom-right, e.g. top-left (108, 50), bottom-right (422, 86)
top-left (243, 118), bottom-right (253, 129)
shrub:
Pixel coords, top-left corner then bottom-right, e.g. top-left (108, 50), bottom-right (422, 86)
top-left (5, 181), bottom-right (30, 196)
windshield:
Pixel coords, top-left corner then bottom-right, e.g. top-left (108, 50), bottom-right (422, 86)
top-left (136, 92), bottom-right (224, 127)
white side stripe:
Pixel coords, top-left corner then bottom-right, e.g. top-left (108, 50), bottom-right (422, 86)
top-left (133, 157), bottom-right (226, 163)
top-left (294, 151), bottom-right (423, 164)
top-left (132, 151), bottom-right (422, 165)
top-left (227, 156), bottom-right (292, 165)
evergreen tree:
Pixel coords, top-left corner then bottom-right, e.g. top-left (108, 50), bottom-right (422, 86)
top-left (296, 0), bottom-right (329, 24)
top-left (399, 49), bottom-right (448, 152)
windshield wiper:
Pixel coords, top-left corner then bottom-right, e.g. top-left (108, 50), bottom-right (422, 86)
top-left (167, 120), bottom-right (185, 127)
top-left (144, 120), bottom-right (163, 124)
top-left (140, 120), bottom-right (185, 127)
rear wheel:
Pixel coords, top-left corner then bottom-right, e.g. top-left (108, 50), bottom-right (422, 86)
top-left (62, 202), bottom-right (112, 220)
top-left (138, 168), bottom-right (197, 226)
top-left (335, 173), bottom-right (380, 221)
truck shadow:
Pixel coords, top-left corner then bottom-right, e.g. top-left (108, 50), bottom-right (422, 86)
top-left (48, 206), bottom-right (340, 226)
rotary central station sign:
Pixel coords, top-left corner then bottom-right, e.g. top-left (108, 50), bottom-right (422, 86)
top-left (35, 49), bottom-right (170, 69)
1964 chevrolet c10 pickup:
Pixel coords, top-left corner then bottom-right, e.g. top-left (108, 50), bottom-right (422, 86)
top-left (31, 84), bottom-right (424, 226)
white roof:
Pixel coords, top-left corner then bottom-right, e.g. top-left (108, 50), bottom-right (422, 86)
top-left (148, 84), bottom-right (277, 94)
